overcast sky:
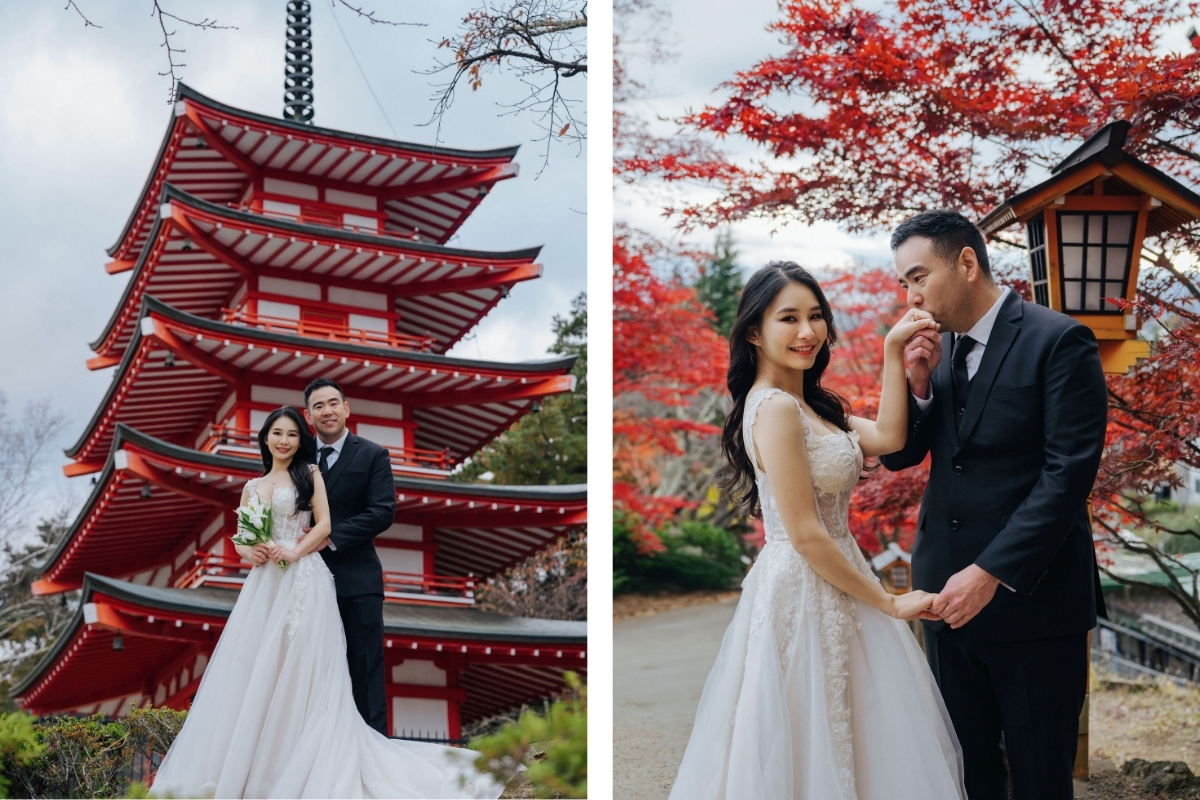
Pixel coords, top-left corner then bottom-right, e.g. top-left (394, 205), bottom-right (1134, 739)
top-left (616, 0), bottom-right (1199, 273)
top-left (0, 1), bottom-right (585, 515)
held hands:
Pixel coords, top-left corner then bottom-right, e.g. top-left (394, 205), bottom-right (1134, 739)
top-left (234, 542), bottom-right (270, 567)
top-left (901, 315), bottom-right (942, 400)
top-left (266, 540), bottom-right (296, 567)
top-left (885, 309), bottom-right (939, 355)
top-left (887, 590), bottom-right (943, 622)
top-left (930, 564), bottom-right (1001, 628)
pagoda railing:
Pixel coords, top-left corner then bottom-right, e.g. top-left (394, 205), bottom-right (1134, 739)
top-left (177, 552), bottom-right (477, 606)
top-left (238, 202), bottom-right (424, 242)
top-left (221, 308), bottom-right (434, 351)
top-left (200, 424), bottom-right (453, 476)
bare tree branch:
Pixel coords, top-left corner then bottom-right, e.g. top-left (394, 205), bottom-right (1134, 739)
top-left (331, 0), bottom-right (424, 27)
top-left (424, 0), bottom-right (587, 173)
top-left (63, 0), bottom-right (100, 28)
top-left (150, 1), bottom-right (237, 104)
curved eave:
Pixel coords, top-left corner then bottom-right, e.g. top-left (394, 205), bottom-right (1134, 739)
top-left (161, 184), bottom-right (542, 262)
top-left (90, 185), bottom-right (544, 356)
top-left (106, 106), bottom-right (182, 258)
top-left (108, 83), bottom-right (522, 261)
top-left (177, 83), bottom-right (520, 162)
top-left (142, 294), bottom-right (576, 374)
top-left (12, 573), bottom-right (585, 701)
top-left (68, 295), bottom-right (576, 461)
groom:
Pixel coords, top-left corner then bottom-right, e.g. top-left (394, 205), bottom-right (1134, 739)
top-left (302, 377), bottom-right (396, 737)
top-left (881, 210), bottom-right (1108, 799)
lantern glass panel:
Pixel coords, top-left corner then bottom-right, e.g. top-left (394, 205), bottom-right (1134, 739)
top-left (1063, 247), bottom-right (1083, 278)
top-left (1026, 216), bottom-right (1050, 306)
top-left (1106, 248), bottom-right (1127, 278)
top-left (1056, 212), bottom-right (1136, 314)
top-left (1061, 215), bottom-right (1084, 243)
top-left (1108, 214), bottom-right (1133, 243)
top-left (1065, 282), bottom-right (1082, 310)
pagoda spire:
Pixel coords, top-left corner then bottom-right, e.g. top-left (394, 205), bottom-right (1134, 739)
top-left (283, 1), bottom-right (314, 124)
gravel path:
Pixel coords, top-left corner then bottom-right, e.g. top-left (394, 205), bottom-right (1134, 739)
top-left (614, 596), bottom-right (739, 799)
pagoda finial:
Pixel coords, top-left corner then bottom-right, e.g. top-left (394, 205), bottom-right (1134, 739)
top-left (283, 1), bottom-right (314, 124)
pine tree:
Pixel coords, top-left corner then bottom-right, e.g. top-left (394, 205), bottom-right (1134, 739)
top-left (454, 293), bottom-right (587, 485)
top-left (693, 229), bottom-right (744, 339)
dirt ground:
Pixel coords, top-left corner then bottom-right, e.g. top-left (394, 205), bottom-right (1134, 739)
top-left (616, 590), bottom-right (1200, 799)
top-left (613, 589), bottom-right (741, 621)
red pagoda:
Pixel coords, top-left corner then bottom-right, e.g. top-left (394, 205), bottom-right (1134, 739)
top-left (14, 84), bottom-right (587, 743)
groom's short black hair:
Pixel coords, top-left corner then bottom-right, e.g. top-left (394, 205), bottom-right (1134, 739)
top-left (304, 377), bottom-right (345, 407)
top-left (891, 210), bottom-right (992, 280)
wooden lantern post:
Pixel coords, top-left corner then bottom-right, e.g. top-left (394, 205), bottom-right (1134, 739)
top-left (979, 120), bottom-right (1200, 780)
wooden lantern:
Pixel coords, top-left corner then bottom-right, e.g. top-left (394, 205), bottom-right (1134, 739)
top-left (979, 121), bottom-right (1200, 374)
top-left (871, 543), bottom-right (913, 595)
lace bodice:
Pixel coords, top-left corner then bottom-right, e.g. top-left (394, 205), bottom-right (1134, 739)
top-left (744, 388), bottom-right (863, 550)
top-left (244, 476), bottom-right (323, 638)
top-left (246, 478), bottom-right (313, 543)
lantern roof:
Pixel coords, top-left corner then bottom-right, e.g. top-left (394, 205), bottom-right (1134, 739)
top-left (40, 424), bottom-right (586, 595)
top-left (870, 542), bottom-right (912, 572)
top-left (108, 83), bottom-right (522, 264)
top-left (13, 572), bottom-right (585, 714)
top-left (979, 120), bottom-right (1200, 239)
top-left (90, 185), bottom-right (543, 363)
top-left (65, 296), bottom-right (576, 471)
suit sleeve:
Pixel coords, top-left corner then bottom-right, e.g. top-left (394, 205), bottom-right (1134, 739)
top-left (880, 393), bottom-right (932, 471)
top-left (974, 324), bottom-right (1107, 595)
top-left (328, 445), bottom-right (396, 551)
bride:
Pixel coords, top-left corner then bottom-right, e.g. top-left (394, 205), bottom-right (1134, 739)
top-left (151, 406), bottom-right (503, 799)
top-left (668, 262), bottom-right (966, 799)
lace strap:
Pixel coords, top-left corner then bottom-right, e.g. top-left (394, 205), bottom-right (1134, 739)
top-left (744, 388), bottom-right (811, 474)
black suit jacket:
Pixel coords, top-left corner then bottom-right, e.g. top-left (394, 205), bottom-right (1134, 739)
top-left (880, 292), bottom-right (1108, 641)
top-left (317, 433), bottom-right (396, 597)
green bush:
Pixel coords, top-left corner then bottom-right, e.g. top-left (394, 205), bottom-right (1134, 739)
top-left (0, 712), bottom-right (44, 798)
top-left (469, 672), bottom-right (586, 798)
top-left (5, 706), bottom-right (186, 799)
top-left (614, 519), bottom-right (749, 594)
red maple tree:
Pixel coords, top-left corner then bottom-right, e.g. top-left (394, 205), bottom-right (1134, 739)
top-left (613, 233), bottom-right (728, 551)
top-left (617, 0), bottom-right (1200, 620)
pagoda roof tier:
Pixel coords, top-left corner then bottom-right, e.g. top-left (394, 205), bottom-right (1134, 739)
top-left (90, 185), bottom-right (543, 363)
top-left (40, 425), bottom-right (586, 594)
top-left (14, 573), bottom-right (586, 718)
top-left (108, 83), bottom-right (521, 264)
top-left (66, 297), bottom-right (576, 471)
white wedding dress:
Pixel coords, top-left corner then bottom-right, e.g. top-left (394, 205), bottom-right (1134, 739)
top-left (152, 478), bottom-right (504, 799)
top-left (668, 389), bottom-right (966, 800)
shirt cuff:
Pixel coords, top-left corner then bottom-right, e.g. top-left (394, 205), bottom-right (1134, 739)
top-left (913, 387), bottom-right (934, 414)
top-left (1000, 581), bottom-right (1015, 592)
top-left (327, 539), bottom-right (337, 551)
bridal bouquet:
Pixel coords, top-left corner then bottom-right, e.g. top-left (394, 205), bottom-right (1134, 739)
top-left (232, 494), bottom-right (288, 569)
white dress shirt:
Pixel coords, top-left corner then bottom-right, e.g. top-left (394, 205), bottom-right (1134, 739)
top-left (914, 287), bottom-right (1010, 412)
top-left (318, 428), bottom-right (350, 470)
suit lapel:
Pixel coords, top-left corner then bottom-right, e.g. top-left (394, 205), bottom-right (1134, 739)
top-left (953, 293), bottom-right (1024, 454)
top-left (324, 434), bottom-right (359, 492)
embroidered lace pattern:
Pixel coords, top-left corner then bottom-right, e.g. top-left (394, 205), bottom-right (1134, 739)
top-left (246, 478), bottom-right (327, 638)
top-left (742, 388), bottom-right (868, 796)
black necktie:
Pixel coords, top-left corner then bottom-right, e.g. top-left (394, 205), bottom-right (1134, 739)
top-left (952, 334), bottom-right (976, 428)
top-left (318, 446), bottom-right (335, 475)
top-left (952, 334), bottom-right (975, 394)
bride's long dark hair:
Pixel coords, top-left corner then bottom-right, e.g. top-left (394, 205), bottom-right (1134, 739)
top-left (257, 406), bottom-right (317, 512)
top-left (720, 261), bottom-right (850, 517)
